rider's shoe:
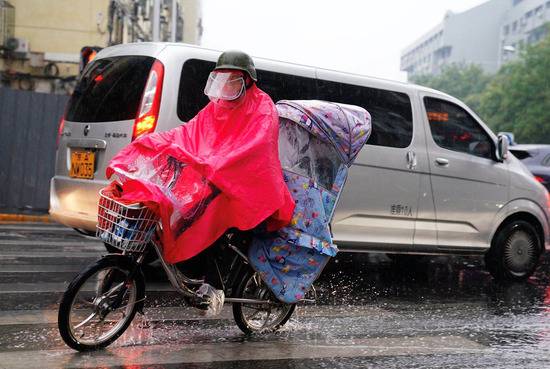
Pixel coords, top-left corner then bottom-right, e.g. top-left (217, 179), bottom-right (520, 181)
top-left (195, 283), bottom-right (225, 317)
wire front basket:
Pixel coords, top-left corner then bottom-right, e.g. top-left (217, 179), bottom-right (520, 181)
top-left (96, 188), bottom-right (159, 253)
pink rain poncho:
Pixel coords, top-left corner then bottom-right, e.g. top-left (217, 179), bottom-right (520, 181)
top-left (106, 85), bottom-right (295, 263)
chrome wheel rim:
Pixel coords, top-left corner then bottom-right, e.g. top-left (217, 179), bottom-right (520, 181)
top-left (239, 273), bottom-right (292, 332)
top-left (68, 267), bottom-right (137, 345)
top-left (504, 229), bottom-right (537, 276)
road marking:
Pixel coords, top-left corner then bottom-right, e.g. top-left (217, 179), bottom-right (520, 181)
top-left (0, 336), bottom-right (487, 368)
top-left (0, 304), bottom-right (397, 326)
top-left (0, 227), bottom-right (73, 233)
top-left (0, 240), bottom-right (102, 246)
top-left (0, 306), bottom-right (234, 325)
top-left (0, 224), bottom-right (69, 231)
top-left (0, 282), bottom-right (175, 294)
top-left (0, 265), bottom-right (88, 272)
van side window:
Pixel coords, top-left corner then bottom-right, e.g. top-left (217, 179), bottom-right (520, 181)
top-left (424, 97), bottom-right (493, 160)
top-left (178, 59), bottom-right (215, 122)
top-left (178, 60), bottom-right (318, 122)
top-left (316, 80), bottom-right (413, 148)
top-left (256, 70), bottom-right (318, 102)
top-left (178, 59), bottom-right (412, 150)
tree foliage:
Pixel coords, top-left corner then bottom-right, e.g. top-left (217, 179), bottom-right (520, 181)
top-left (410, 64), bottom-right (491, 112)
top-left (477, 34), bottom-right (550, 144)
top-left (409, 33), bottom-right (550, 144)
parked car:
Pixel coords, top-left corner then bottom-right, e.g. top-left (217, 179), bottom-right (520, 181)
top-left (510, 144), bottom-right (550, 192)
top-left (50, 42), bottom-right (550, 281)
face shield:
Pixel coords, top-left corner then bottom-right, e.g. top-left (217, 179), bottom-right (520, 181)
top-left (204, 71), bottom-right (245, 101)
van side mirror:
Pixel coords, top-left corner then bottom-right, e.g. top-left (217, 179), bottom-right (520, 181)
top-left (496, 134), bottom-right (509, 162)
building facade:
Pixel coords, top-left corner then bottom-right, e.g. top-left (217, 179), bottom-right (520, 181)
top-left (401, 0), bottom-right (550, 79)
top-left (499, 0), bottom-right (550, 67)
top-left (0, 0), bottom-right (202, 94)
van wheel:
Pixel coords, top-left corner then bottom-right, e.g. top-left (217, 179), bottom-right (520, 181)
top-left (485, 220), bottom-right (541, 281)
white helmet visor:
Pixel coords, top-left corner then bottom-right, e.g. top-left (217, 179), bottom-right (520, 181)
top-left (204, 71), bottom-right (245, 101)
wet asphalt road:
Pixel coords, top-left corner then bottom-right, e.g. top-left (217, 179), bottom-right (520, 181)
top-left (1, 223), bottom-right (550, 368)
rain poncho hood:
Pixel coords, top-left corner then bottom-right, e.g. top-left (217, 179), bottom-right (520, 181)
top-left (106, 85), bottom-right (295, 263)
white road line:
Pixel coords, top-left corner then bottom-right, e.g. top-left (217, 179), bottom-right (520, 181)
top-left (0, 305), bottom-right (397, 326)
top-left (0, 240), bottom-right (101, 246)
top-left (0, 225), bottom-right (71, 231)
top-left (0, 336), bottom-right (488, 368)
top-left (0, 306), bottom-right (234, 325)
top-left (0, 265), bottom-right (86, 272)
top-left (0, 254), bottom-right (103, 260)
top-left (0, 282), bottom-right (175, 294)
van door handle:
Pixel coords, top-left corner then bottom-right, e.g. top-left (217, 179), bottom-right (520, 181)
top-left (435, 157), bottom-right (449, 166)
top-left (406, 151), bottom-right (417, 170)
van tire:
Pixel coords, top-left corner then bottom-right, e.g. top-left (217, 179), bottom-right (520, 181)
top-left (485, 220), bottom-right (541, 281)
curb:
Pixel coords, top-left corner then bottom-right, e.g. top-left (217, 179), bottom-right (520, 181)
top-left (0, 214), bottom-right (52, 223)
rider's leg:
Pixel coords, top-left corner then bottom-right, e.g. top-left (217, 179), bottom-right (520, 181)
top-left (195, 243), bottom-right (225, 315)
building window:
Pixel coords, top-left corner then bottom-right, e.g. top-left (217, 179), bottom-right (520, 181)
top-left (504, 25), bottom-right (510, 35)
top-left (513, 21), bottom-right (518, 32)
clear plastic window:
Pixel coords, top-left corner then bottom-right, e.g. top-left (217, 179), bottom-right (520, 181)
top-left (278, 118), bottom-right (343, 190)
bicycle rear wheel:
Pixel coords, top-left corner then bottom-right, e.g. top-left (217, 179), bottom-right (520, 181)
top-left (58, 255), bottom-right (145, 351)
top-left (232, 268), bottom-right (295, 334)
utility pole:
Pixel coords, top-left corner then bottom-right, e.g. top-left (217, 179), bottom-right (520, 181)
top-left (171, 0), bottom-right (177, 42)
top-left (152, 0), bottom-right (161, 42)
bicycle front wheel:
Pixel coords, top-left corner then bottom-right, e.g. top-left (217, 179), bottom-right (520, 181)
top-left (58, 255), bottom-right (145, 351)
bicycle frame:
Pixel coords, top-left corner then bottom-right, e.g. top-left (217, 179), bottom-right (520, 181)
top-left (146, 233), bottom-right (279, 306)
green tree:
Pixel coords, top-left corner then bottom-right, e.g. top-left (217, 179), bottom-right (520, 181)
top-left (410, 64), bottom-right (491, 112)
top-left (478, 34), bottom-right (550, 144)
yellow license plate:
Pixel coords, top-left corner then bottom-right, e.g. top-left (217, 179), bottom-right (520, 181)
top-left (70, 150), bottom-right (95, 179)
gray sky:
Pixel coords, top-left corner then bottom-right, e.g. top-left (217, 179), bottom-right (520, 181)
top-left (201, 0), bottom-right (487, 81)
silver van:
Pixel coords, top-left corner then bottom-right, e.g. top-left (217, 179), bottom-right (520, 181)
top-left (51, 42), bottom-right (550, 281)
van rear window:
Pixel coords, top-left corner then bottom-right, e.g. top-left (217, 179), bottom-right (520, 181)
top-left (65, 56), bottom-right (155, 123)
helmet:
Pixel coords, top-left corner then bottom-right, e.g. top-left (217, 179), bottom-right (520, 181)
top-left (214, 50), bottom-right (257, 82)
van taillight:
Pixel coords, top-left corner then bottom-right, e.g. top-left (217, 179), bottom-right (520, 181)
top-left (132, 60), bottom-right (164, 141)
top-left (56, 117), bottom-right (65, 148)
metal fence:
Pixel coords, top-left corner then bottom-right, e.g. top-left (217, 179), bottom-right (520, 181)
top-left (0, 87), bottom-right (69, 213)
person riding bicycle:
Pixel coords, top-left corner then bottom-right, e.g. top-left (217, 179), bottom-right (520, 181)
top-left (106, 50), bottom-right (295, 315)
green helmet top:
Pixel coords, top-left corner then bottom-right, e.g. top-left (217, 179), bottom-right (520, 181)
top-left (214, 50), bottom-right (257, 81)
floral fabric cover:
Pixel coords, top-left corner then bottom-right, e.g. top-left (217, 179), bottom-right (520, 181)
top-left (249, 100), bottom-right (371, 304)
top-left (249, 170), bottom-right (340, 303)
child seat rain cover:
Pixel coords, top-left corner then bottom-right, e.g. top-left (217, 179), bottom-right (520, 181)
top-left (249, 100), bottom-right (371, 303)
top-left (106, 85), bottom-right (295, 264)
